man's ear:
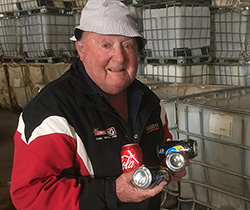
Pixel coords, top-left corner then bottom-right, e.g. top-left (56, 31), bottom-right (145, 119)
top-left (76, 41), bottom-right (84, 61)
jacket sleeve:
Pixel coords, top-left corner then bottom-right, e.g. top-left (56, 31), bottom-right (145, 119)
top-left (10, 113), bottom-right (118, 210)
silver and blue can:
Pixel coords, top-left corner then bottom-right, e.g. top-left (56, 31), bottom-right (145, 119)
top-left (164, 152), bottom-right (186, 172)
top-left (133, 166), bottom-right (171, 189)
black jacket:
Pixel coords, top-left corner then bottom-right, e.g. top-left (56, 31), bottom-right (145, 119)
top-left (11, 58), bottom-right (171, 210)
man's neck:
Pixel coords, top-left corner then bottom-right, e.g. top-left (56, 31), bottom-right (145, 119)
top-left (107, 90), bottom-right (128, 123)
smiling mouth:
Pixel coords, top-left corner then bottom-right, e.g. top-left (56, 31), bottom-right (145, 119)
top-left (108, 68), bottom-right (125, 72)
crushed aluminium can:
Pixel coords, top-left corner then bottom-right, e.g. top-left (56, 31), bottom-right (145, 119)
top-left (163, 152), bottom-right (186, 172)
top-left (133, 166), bottom-right (171, 189)
top-left (157, 139), bottom-right (198, 160)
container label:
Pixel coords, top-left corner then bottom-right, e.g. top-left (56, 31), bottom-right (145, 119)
top-left (209, 113), bottom-right (233, 137)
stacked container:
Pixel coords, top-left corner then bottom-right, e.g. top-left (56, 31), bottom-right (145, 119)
top-left (137, 0), bottom-right (250, 209)
top-left (209, 0), bottom-right (250, 86)
top-left (0, 16), bottom-right (22, 59)
top-left (0, 0), bottom-right (76, 62)
top-left (160, 86), bottom-right (250, 210)
top-left (19, 11), bottom-right (75, 61)
top-left (140, 0), bottom-right (212, 85)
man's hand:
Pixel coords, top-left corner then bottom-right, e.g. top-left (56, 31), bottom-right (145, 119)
top-left (116, 170), bottom-right (167, 203)
top-left (171, 165), bottom-right (187, 182)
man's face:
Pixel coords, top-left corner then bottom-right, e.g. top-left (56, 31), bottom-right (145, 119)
top-left (76, 32), bottom-right (138, 95)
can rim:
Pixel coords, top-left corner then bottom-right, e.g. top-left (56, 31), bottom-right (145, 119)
top-left (122, 143), bottom-right (139, 148)
top-left (166, 152), bottom-right (186, 171)
top-left (133, 166), bottom-right (152, 189)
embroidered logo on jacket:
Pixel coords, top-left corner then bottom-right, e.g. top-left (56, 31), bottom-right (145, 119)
top-left (93, 127), bottom-right (117, 140)
top-left (146, 123), bottom-right (159, 134)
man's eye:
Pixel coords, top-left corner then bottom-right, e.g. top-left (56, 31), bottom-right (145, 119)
top-left (103, 43), bottom-right (110, 48)
top-left (124, 44), bottom-right (132, 49)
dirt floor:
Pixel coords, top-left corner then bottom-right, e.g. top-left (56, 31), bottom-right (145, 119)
top-left (0, 108), bottom-right (20, 210)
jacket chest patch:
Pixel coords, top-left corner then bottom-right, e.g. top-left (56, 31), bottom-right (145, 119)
top-left (146, 123), bottom-right (159, 134)
top-left (93, 127), bottom-right (117, 140)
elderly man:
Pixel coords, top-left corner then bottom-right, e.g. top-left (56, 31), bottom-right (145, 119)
top-left (10, 0), bottom-right (186, 209)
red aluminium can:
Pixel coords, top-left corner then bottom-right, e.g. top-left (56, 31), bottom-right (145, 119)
top-left (121, 143), bottom-right (143, 173)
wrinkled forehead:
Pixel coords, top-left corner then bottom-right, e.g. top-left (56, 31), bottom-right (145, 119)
top-left (83, 32), bottom-right (137, 41)
top-left (79, 31), bottom-right (142, 51)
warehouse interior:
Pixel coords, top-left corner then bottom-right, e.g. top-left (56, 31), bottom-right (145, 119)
top-left (0, 0), bottom-right (250, 209)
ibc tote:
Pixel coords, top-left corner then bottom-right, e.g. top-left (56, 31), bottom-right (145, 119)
top-left (160, 86), bottom-right (250, 210)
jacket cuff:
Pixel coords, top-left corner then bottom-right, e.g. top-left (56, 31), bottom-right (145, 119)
top-left (105, 178), bottom-right (118, 210)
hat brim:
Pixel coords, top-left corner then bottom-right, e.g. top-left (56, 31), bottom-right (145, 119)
top-left (70, 36), bottom-right (77, 41)
top-left (70, 27), bottom-right (147, 49)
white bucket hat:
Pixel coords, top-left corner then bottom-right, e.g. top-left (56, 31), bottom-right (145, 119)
top-left (70, 0), bottom-right (146, 47)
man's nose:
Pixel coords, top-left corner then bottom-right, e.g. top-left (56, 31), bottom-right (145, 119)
top-left (112, 46), bottom-right (125, 63)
